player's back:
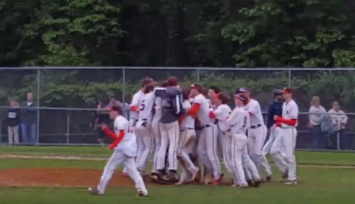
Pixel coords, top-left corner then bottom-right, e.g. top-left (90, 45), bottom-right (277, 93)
top-left (160, 86), bottom-right (183, 124)
top-left (245, 99), bottom-right (264, 125)
top-left (138, 92), bottom-right (155, 122)
top-left (130, 90), bottom-right (144, 121)
top-left (194, 94), bottom-right (210, 125)
top-left (228, 107), bottom-right (248, 134)
top-left (181, 100), bottom-right (195, 129)
top-left (114, 115), bottom-right (137, 155)
top-left (153, 87), bottom-right (165, 121)
top-left (215, 104), bottom-right (231, 132)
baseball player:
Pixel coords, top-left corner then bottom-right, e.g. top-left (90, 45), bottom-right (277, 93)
top-left (122, 78), bottom-right (155, 176)
top-left (176, 88), bottom-right (199, 184)
top-left (89, 105), bottom-right (148, 197)
top-left (135, 84), bottom-right (156, 175)
top-left (237, 87), bottom-right (272, 181)
top-left (188, 83), bottom-right (222, 185)
top-left (151, 80), bottom-right (168, 177)
top-left (271, 88), bottom-right (299, 185)
top-left (155, 76), bottom-right (184, 180)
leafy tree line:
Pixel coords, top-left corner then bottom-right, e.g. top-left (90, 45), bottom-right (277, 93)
top-left (1, 0), bottom-right (355, 112)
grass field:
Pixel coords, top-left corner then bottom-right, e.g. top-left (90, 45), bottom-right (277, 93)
top-left (0, 146), bottom-right (355, 204)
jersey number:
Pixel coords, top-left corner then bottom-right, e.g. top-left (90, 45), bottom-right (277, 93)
top-left (140, 100), bottom-right (145, 111)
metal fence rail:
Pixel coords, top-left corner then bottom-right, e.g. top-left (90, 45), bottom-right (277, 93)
top-left (1, 67), bottom-right (355, 151)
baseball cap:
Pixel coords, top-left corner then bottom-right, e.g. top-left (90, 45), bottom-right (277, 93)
top-left (234, 93), bottom-right (248, 101)
top-left (107, 105), bottom-right (121, 112)
top-left (236, 87), bottom-right (251, 94)
top-left (273, 89), bottom-right (283, 96)
top-left (141, 78), bottom-right (157, 87)
top-left (283, 87), bottom-right (293, 94)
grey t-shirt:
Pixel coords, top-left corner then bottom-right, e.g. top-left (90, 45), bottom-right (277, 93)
top-left (158, 87), bottom-right (184, 124)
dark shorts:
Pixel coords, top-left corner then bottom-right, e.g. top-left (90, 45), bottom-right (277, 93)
top-left (95, 128), bottom-right (106, 139)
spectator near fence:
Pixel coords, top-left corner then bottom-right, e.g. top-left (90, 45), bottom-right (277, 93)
top-left (308, 95), bottom-right (327, 149)
top-left (328, 101), bottom-right (350, 150)
top-left (93, 99), bottom-right (109, 146)
top-left (21, 92), bottom-right (37, 144)
top-left (6, 100), bottom-right (20, 145)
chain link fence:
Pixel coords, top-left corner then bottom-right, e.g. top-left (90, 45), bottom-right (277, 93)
top-left (0, 67), bottom-right (354, 150)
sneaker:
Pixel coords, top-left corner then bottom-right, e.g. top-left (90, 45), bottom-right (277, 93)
top-left (285, 180), bottom-right (297, 185)
top-left (137, 191), bottom-right (148, 197)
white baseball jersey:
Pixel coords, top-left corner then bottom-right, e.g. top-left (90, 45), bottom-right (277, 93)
top-left (244, 99), bottom-right (264, 126)
top-left (192, 94), bottom-right (210, 126)
top-left (227, 107), bottom-right (249, 134)
top-left (130, 90), bottom-right (144, 121)
top-left (113, 115), bottom-right (137, 155)
top-left (214, 104), bottom-right (232, 132)
top-left (153, 87), bottom-right (165, 121)
top-left (181, 100), bottom-right (195, 129)
top-left (138, 92), bottom-right (155, 122)
top-left (282, 99), bottom-right (299, 128)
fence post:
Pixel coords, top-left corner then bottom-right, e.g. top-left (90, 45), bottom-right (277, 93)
top-left (122, 67), bottom-right (126, 104)
top-left (337, 131), bottom-right (340, 150)
top-left (36, 69), bottom-right (41, 145)
top-left (66, 112), bottom-right (70, 144)
top-left (197, 68), bottom-right (200, 82)
top-left (288, 69), bottom-right (291, 87)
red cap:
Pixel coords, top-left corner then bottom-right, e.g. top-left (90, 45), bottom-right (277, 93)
top-left (107, 105), bottom-right (121, 112)
top-left (142, 78), bottom-right (157, 87)
top-left (283, 87), bottom-right (293, 94)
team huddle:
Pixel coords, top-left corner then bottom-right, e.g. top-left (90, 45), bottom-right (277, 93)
top-left (89, 76), bottom-right (299, 197)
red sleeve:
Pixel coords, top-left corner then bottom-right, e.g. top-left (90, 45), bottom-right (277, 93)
top-left (178, 115), bottom-right (186, 123)
top-left (209, 111), bottom-right (216, 118)
top-left (102, 127), bottom-right (117, 140)
top-left (130, 106), bottom-right (138, 112)
top-left (275, 116), bottom-right (297, 126)
top-left (188, 103), bottom-right (200, 115)
top-left (109, 130), bottom-right (126, 150)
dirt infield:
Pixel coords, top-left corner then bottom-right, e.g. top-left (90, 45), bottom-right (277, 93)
top-left (0, 168), bottom-right (142, 187)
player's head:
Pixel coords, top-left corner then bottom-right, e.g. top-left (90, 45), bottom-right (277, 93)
top-left (182, 88), bottom-right (190, 100)
top-left (282, 87), bottom-right (293, 100)
top-left (144, 84), bottom-right (155, 94)
top-left (141, 78), bottom-right (157, 88)
top-left (190, 83), bottom-right (203, 97)
top-left (216, 92), bottom-right (230, 105)
top-left (236, 87), bottom-right (251, 98)
top-left (234, 93), bottom-right (248, 107)
top-left (161, 80), bottom-right (169, 88)
top-left (109, 95), bottom-right (117, 104)
top-left (273, 89), bottom-right (283, 101)
top-left (167, 76), bottom-right (179, 87)
top-left (332, 100), bottom-right (340, 111)
top-left (107, 105), bottom-right (122, 119)
top-left (208, 86), bottom-right (221, 98)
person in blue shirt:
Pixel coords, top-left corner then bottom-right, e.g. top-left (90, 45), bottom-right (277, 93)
top-left (267, 89), bottom-right (284, 130)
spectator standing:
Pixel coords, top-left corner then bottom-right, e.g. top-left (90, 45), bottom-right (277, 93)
top-left (7, 101), bottom-right (21, 145)
top-left (21, 92), bottom-right (37, 144)
top-left (308, 95), bottom-right (327, 149)
top-left (93, 99), bottom-right (109, 146)
top-left (328, 101), bottom-right (349, 149)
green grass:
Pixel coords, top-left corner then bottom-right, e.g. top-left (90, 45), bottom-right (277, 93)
top-left (1, 147), bottom-right (355, 204)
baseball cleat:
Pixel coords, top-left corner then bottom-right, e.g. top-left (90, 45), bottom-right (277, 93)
top-left (253, 179), bottom-right (261, 187)
top-left (266, 175), bottom-right (272, 182)
top-left (88, 187), bottom-right (103, 196)
top-left (236, 184), bottom-right (248, 189)
top-left (137, 191), bottom-right (148, 197)
top-left (247, 180), bottom-right (253, 186)
top-left (230, 184), bottom-right (238, 188)
top-left (285, 180), bottom-right (297, 185)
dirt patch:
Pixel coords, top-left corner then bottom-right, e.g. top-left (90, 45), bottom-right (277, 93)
top-left (0, 168), bottom-right (149, 188)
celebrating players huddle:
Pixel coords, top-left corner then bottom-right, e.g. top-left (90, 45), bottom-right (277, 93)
top-left (89, 76), bottom-right (299, 197)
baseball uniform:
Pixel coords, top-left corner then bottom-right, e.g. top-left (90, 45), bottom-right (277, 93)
top-left (95, 115), bottom-right (148, 195)
top-left (271, 99), bottom-right (299, 183)
top-left (135, 92), bottom-right (155, 172)
top-left (226, 107), bottom-right (248, 186)
top-left (192, 94), bottom-right (221, 180)
top-left (244, 99), bottom-right (272, 177)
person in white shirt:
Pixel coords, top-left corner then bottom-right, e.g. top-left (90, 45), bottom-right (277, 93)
top-left (271, 88), bottom-right (299, 185)
top-left (89, 105), bottom-right (148, 197)
top-left (122, 78), bottom-right (156, 177)
top-left (175, 88), bottom-right (200, 185)
top-left (328, 101), bottom-right (349, 149)
top-left (188, 83), bottom-right (222, 185)
top-left (135, 84), bottom-right (156, 175)
top-left (237, 87), bottom-right (272, 181)
top-left (308, 95), bottom-right (327, 149)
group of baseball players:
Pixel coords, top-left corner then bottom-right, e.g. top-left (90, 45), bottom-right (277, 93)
top-left (89, 76), bottom-right (299, 197)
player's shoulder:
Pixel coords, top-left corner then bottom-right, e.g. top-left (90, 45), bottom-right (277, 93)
top-left (250, 99), bottom-right (260, 106)
top-left (114, 115), bottom-right (128, 124)
top-left (222, 104), bottom-right (231, 111)
top-left (194, 94), bottom-right (205, 101)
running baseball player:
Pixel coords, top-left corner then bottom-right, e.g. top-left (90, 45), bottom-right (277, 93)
top-left (237, 87), bottom-right (272, 181)
top-left (234, 93), bottom-right (262, 187)
top-left (155, 76), bottom-right (184, 180)
top-left (151, 80), bottom-right (168, 178)
top-left (89, 105), bottom-right (148, 197)
top-left (271, 87), bottom-right (299, 185)
top-left (122, 78), bottom-right (155, 176)
top-left (188, 83), bottom-right (222, 185)
top-left (175, 88), bottom-right (199, 185)
top-left (135, 84), bottom-right (156, 175)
